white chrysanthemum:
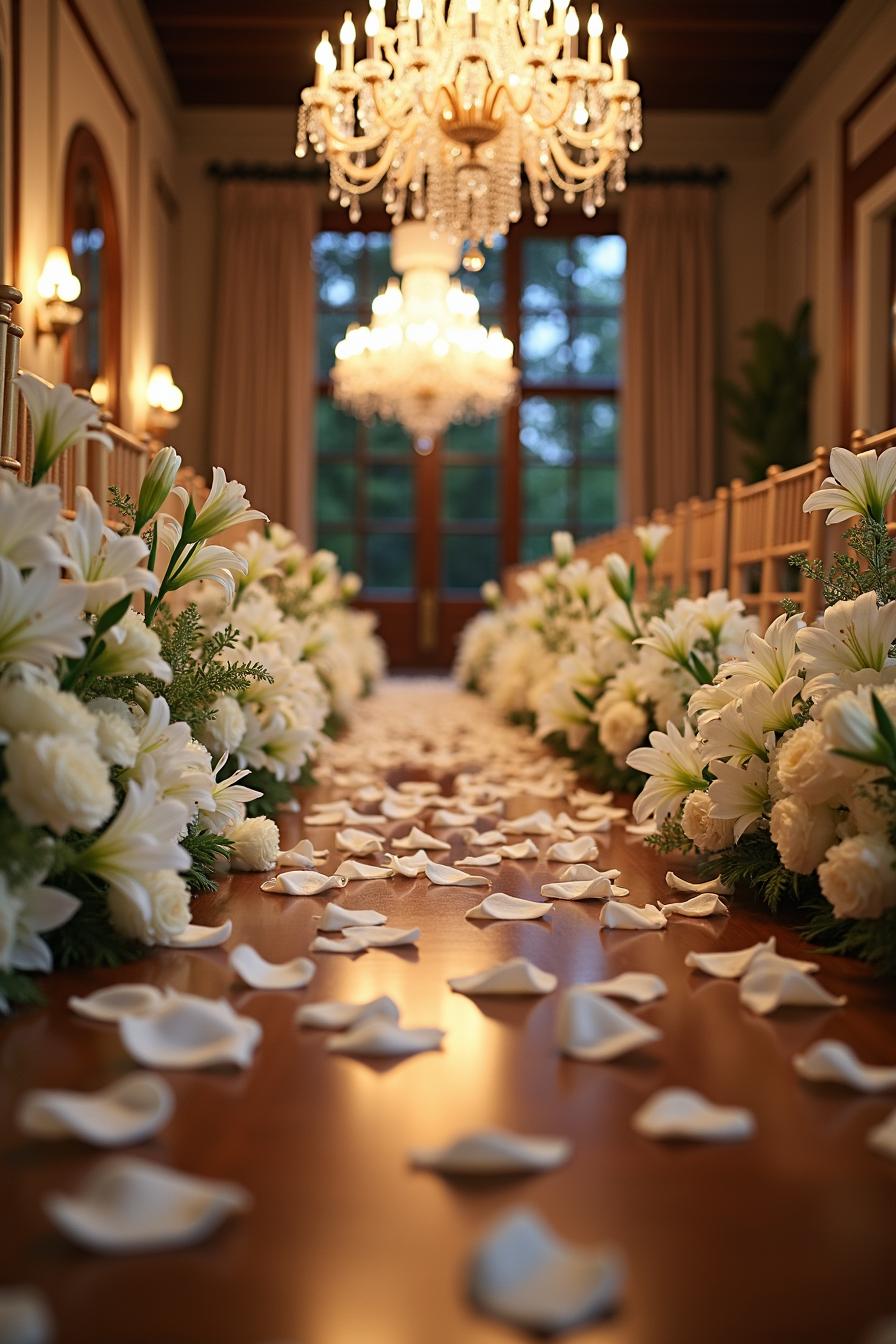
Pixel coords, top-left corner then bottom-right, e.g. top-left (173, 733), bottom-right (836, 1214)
top-left (3, 733), bottom-right (115, 836)
top-left (199, 694), bottom-right (247, 757)
top-left (770, 796), bottom-right (839, 876)
top-left (0, 672), bottom-right (97, 744)
top-left (818, 834), bottom-right (896, 920)
top-left (681, 787), bottom-right (735, 852)
top-left (599, 700), bottom-right (648, 762)
top-left (776, 720), bottom-right (845, 806)
top-left (86, 697), bottom-right (139, 768)
top-left (90, 608), bottom-right (171, 681)
top-left (106, 868), bottom-right (190, 945)
top-left (225, 815), bottom-right (281, 871)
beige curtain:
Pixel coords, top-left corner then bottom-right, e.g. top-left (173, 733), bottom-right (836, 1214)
top-left (620, 183), bottom-right (717, 519)
top-left (210, 181), bottom-right (318, 542)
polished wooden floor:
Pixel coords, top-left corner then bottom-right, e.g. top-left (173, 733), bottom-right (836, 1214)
top-left (1, 718), bottom-right (895, 1343)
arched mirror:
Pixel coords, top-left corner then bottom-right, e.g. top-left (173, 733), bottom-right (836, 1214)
top-left (63, 124), bottom-right (122, 414)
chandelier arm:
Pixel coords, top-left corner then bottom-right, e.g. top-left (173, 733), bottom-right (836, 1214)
top-left (560, 102), bottom-right (623, 152)
top-left (370, 81), bottom-right (419, 133)
top-left (546, 136), bottom-right (614, 186)
top-left (316, 107), bottom-right (395, 156)
top-left (514, 80), bottom-right (573, 130)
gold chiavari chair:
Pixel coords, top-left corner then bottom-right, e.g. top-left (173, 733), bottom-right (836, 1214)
top-left (728, 447), bottom-right (829, 627)
top-left (687, 487), bottom-right (729, 596)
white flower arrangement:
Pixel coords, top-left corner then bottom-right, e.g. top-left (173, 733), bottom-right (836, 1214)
top-left (0, 378), bottom-right (384, 1011)
top-left (626, 446), bottom-right (896, 974)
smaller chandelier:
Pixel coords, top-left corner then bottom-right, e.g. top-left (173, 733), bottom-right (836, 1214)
top-left (297, 0), bottom-right (641, 263)
top-left (331, 222), bottom-right (518, 452)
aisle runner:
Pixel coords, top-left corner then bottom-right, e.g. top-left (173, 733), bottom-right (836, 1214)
top-left (14, 677), bottom-right (892, 1342)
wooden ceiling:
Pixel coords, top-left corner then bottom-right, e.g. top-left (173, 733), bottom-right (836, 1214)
top-left (144, 1), bottom-right (848, 111)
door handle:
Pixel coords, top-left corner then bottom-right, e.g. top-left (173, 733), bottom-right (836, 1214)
top-left (419, 587), bottom-right (438, 652)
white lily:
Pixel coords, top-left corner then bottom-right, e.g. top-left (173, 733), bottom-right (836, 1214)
top-left (634, 522), bottom-right (671, 564)
top-left (76, 779), bottom-right (189, 903)
top-left (135, 445), bottom-right (181, 530)
top-left (15, 373), bottom-right (112, 483)
top-left (797, 592), bottom-right (896, 684)
top-left (803, 444), bottom-right (896, 525)
top-left (0, 476), bottom-right (67, 569)
top-left (628, 720), bottom-right (708, 824)
top-left (199, 759), bottom-right (264, 834)
top-left (58, 487), bottom-right (158, 614)
top-left (707, 755), bottom-right (770, 840)
top-left (169, 466), bottom-right (268, 542)
top-left (158, 515), bottom-right (248, 604)
top-left (0, 871), bottom-right (80, 976)
top-left (636, 610), bottom-right (699, 667)
top-left (234, 530), bottom-right (283, 592)
top-left (822, 685), bottom-right (896, 764)
top-left (551, 530), bottom-right (575, 563)
top-left (0, 559), bottom-right (89, 670)
top-left (700, 692), bottom-right (773, 765)
top-left (90, 608), bottom-right (171, 681)
top-left (717, 612), bottom-right (804, 692)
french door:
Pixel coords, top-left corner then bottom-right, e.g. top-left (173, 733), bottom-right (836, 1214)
top-left (313, 217), bottom-right (625, 669)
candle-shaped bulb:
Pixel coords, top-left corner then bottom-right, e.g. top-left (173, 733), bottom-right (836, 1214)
top-left (587, 4), bottom-right (602, 36)
top-left (365, 8), bottom-right (380, 34)
top-left (610, 21), bottom-right (628, 78)
top-left (564, 7), bottom-right (579, 35)
top-left (530, 0), bottom-right (547, 20)
top-left (340, 10), bottom-right (356, 69)
top-left (467, 0), bottom-right (481, 11)
top-left (408, 0), bottom-right (423, 19)
top-left (315, 31), bottom-right (337, 82)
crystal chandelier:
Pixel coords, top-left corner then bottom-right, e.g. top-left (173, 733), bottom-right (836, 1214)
top-left (331, 222), bottom-right (518, 451)
top-left (297, 0), bottom-right (641, 267)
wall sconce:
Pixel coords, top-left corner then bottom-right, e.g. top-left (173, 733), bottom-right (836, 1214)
top-left (89, 376), bottom-right (110, 408)
top-left (146, 363), bottom-right (184, 434)
top-left (35, 246), bottom-right (83, 341)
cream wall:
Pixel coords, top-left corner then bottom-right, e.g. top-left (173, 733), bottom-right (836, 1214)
top-left (767, 0), bottom-right (896, 445)
top-left (0, 0), bottom-right (178, 433)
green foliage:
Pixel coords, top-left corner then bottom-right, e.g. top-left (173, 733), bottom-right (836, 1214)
top-left (790, 518), bottom-right (896, 609)
top-left (241, 766), bottom-right (302, 817)
top-left (181, 822), bottom-right (233, 893)
top-left (107, 485), bottom-right (137, 524)
top-left (47, 878), bottom-right (145, 970)
top-left (0, 969), bottom-right (46, 1010)
top-left (705, 830), bottom-right (814, 913)
top-left (646, 815), bottom-right (693, 855)
top-left (719, 300), bottom-right (817, 482)
top-left (801, 902), bottom-right (896, 978)
top-left (141, 603), bottom-right (272, 735)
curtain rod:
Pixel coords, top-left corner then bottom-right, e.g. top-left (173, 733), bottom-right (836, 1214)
top-left (206, 160), bottom-right (730, 187)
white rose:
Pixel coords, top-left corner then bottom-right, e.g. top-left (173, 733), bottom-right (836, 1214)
top-left (0, 677), bottom-right (97, 745)
top-left (199, 695), bottom-right (246, 757)
top-left (847, 784), bottom-right (893, 836)
top-left (681, 788), bottom-right (735, 852)
top-left (599, 701), bottom-right (648, 763)
top-left (106, 869), bottom-right (190, 945)
top-left (3, 734), bottom-right (115, 836)
top-left (775, 721), bottom-right (844, 805)
top-left (818, 834), bottom-right (896, 920)
top-left (87, 698), bottom-right (139, 768)
top-left (769, 796), bottom-right (839, 875)
top-left (226, 816), bottom-right (280, 871)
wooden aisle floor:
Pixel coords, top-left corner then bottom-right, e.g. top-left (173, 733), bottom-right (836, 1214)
top-left (1, 680), bottom-right (895, 1344)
